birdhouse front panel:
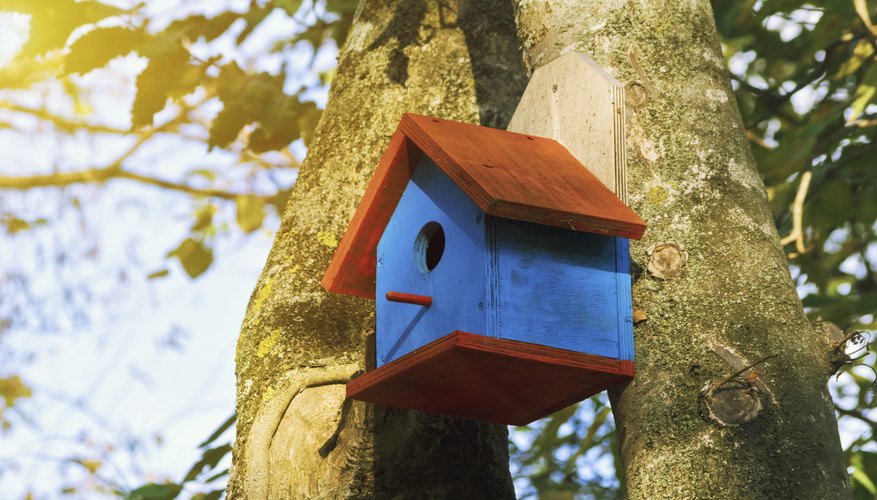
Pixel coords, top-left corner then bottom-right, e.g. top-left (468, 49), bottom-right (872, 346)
top-left (486, 217), bottom-right (634, 361)
top-left (376, 158), bottom-right (487, 366)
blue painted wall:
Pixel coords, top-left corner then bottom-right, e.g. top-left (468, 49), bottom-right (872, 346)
top-left (485, 217), bottom-right (633, 360)
top-left (376, 159), bottom-right (487, 366)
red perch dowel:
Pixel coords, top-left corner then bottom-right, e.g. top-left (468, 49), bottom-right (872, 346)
top-left (386, 291), bottom-right (433, 307)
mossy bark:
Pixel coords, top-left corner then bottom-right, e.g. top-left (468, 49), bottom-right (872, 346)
top-left (228, 1), bottom-right (526, 498)
top-left (513, 0), bottom-right (850, 498)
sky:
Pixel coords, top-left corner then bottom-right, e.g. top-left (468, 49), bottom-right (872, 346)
top-left (0, 2), bottom-right (333, 497)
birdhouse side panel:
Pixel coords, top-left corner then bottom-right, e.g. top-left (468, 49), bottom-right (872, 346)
top-left (486, 217), bottom-right (631, 360)
top-left (376, 159), bottom-right (487, 366)
top-left (615, 237), bottom-right (634, 361)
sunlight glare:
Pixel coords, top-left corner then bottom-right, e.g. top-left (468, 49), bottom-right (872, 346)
top-left (0, 12), bottom-right (29, 67)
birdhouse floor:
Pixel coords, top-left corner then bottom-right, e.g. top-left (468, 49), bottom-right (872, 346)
top-left (346, 331), bottom-right (634, 425)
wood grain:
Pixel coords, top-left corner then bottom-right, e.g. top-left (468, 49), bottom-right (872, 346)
top-left (347, 331), bottom-right (635, 425)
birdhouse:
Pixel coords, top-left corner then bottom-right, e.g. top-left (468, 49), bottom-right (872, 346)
top-left (322, 112), bottom-right (646, 425)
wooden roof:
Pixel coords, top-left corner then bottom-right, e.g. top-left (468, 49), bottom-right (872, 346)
top-left (322, 113), bottom-right (647, 298)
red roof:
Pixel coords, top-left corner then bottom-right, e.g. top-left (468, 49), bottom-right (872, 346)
top-left (322, 113), bottom-right (647, 299)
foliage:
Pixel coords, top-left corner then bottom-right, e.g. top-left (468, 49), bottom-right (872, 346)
top-left (510, 395), bottom-right (621, 499)
top-left (0, 0), bottom-right (875, 498)
top-left (714, 0), bottom-right (877, 330)
top-left (0, 0), bottom-right (355, 497)
top-left (124, 414), bottom-right (235, 500)
top-left (712, 1), bottom-right (877, 496)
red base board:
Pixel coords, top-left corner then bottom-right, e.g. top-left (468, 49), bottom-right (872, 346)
top-left (346, 331), bottom-right (634, 425)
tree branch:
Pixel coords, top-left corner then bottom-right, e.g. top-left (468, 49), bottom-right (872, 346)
top-left (780, 170), bottom-right (813, 257)
top-left (0, 105), bottom-right (291, 202)
top-left (0, 166), bottom-right (285, 202)
top-left (0, 101), bottom-right (132, 135)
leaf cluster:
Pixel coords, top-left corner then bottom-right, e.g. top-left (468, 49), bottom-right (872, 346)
top-left (125, 414), bottom-right (235, 500)
top-left (715, 0), bottom-right (877, 330)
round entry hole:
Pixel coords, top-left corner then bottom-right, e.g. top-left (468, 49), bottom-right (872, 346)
top-left (415, 222), bottom-right (445, 273)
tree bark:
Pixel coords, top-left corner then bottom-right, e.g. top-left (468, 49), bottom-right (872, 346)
top-left (229, 1), bottom-right (526, 498)
top-left (513, 0), bottom-right (850, 498)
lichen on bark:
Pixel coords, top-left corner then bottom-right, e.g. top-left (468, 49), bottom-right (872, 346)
top-left (229, 1), bottom-right (526, 498)
top-left (514, 0), bottom-right (850, 497)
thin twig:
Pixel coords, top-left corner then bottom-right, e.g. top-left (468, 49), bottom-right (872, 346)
top-left (705, 354), bottom-right (779, 398)
top-left (780, 170), bottom-right (813, 256)
top-left (0, 101), bottom-right (132, 135)
top-left (0, 166), bottom-right (284, 201)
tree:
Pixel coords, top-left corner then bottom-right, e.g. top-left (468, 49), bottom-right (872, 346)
top-left (231, 0), bottom-right (856, 498)
top-left (0, 0), bottom-right (875, 497)
top-left (515, 1), bottom-right (851, 496)
top-left (229, 1), bottom-right (524, 497)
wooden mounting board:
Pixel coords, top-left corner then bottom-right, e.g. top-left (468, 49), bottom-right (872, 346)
top-left (346, 331), bottom-right (634, 425)
top-left (508, 51), bottom-right (628, 203)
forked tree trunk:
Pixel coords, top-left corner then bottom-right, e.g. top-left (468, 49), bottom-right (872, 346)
top-left (230, 0), bottom-right (852, 498)
top-left (513, 0), bottom-right (850, 497)
top-left (228, 1), bottom-right (525, 498)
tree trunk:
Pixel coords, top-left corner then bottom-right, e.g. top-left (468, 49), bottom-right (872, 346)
top-left (232, 0), bottom-right (853, 498)
top-left (228, 1), bottom-right (526, 498)
top-left (513, 0), bottom-right (850, 497)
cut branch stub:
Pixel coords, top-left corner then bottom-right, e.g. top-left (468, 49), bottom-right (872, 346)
top-left (701, 379), bottom-right (764, 427)
top-left (625, 81), bottom-right (649, 109)
top-left (647, 241), bottom-right (687, 280)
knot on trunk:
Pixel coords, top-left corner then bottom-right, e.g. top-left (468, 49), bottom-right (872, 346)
top-left (700, 379), bottom-right (763, 427)
top-left (647, 242), bottom-right (687, 280)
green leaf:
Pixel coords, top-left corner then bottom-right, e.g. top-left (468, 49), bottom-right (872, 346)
top-left (0, 375), bottom-right (31, 407)
top-left (65, 27), bottom-right (145, 75)
top-left (191, 490), bottom-right (225, 500)
top-left (211, 63), bottom-right (296, 150)
top-left (171, 12), bottom-right (240, 43)
top-left (236, 6), bottom-right (272, 45)
top-left (203, 468), bottom-right (230, 483)
top-left (2, 214), bottom-right (47, 234)
top-left (849, 65), bottom-right (877, 123)
top-left (132, 48), bottom-right (200, 128)
top-left (236, 196), bottom-right (266, 233)
top-left (198, 413), bottom-right (236, 448)
top-left (216, 62), bottom-right (248, 101)
top-left (853, 0), bottom-right (876, 35)
top-left (146, 269), bottom-right (170, 280)
top-left (208, 103), bottom-right (250, 150)
top-left (0, 0), bottom-right (124, 56)
top-left (755, 125), bottom-right (820, 184)
top-left (186, 169), bottom-right (218, 181)
top-left (247, 103), bottom-right (299, 152)
top-left (167, 238), bottom-right (213, 279)
top-left (126, 483), bottom-right (182, 500)
top-left (851, 451), bottom-right (877, 497)
top-left (276, 0), bottom-right (304, 16)
top-left (808, 178), bottom-right (853, 228)
top-left (183, 443), bottom-right (232, 483)
top-left (191, 205), bottom-right (216, 232)
top-left (834, 39), bottom-right (874, 80)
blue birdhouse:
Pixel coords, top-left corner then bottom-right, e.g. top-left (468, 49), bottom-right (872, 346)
top-left (323, 113), bottom-right (646, 425)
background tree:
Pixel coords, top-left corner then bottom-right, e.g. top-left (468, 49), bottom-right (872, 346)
top-left (0, 0), bottom-right (875, 498)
